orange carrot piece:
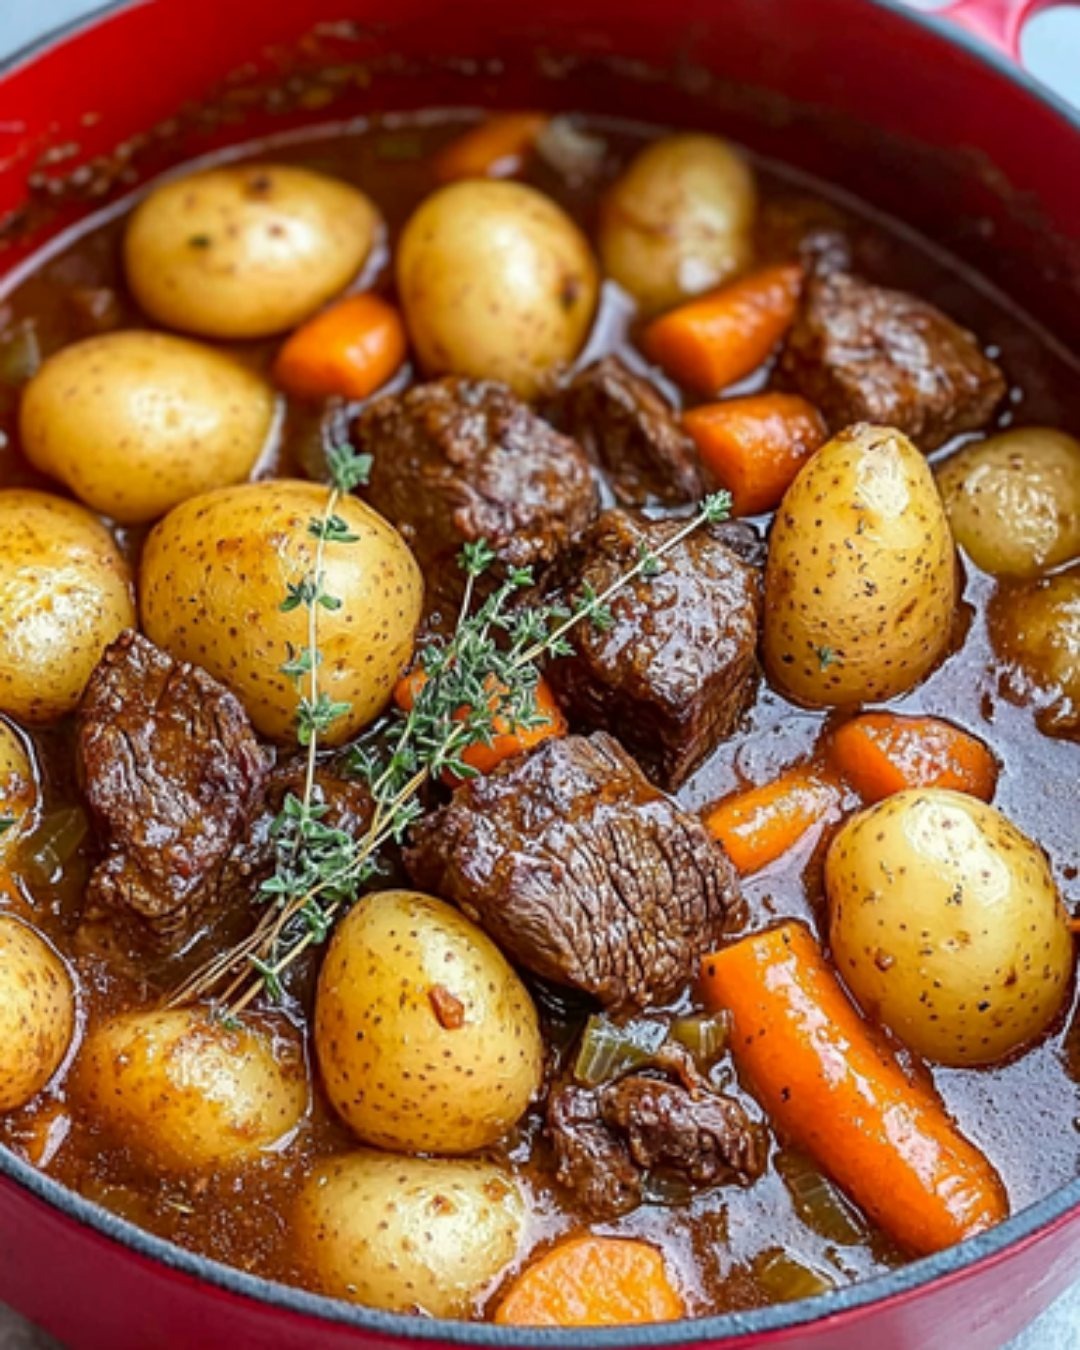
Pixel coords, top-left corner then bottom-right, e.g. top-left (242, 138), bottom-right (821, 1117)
top-left (494, 1235), bottom-right (684, 1326)
top-left (273, 294), bottom-right (407, 401)
top-left (683, 392), bottom-right (826, 516)
top-left (642, 263), bottom-right (803, 395)
top-left (703, 766), bottom-right (840, 875)
top-left (434, 113), bottom-right (549, 182)
top-left (700, 922), bottom-right (1009, 1256)
top-left (829, 713), bottom-right (998, 804)
top-left (393, 669), bottom-right (566, 778)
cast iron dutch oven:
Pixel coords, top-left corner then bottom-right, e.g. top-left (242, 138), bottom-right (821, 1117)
top-left (0, 1), bottom-right (1077, 1346)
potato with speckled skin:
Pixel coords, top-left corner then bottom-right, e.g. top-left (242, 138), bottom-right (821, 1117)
top-left (0, 490), bottom-right (136, 722)
top-left (71, 1009), bottom-right (307, 1170)
top-left (763, 424), bottom-right (957, 706)
top-left (827, 789), bottom-right (1074, 1066)
top-left (295, 1151), bottom-right (525, 1316)
top-left (315, 890), bottom-right (543, 1153)
top-left (598, 133), bottom-right (756, 314)
top-left (125, 165), bottom-right (380, 339)
top-left (140, 481), bottom-right (422, 744)
top-left (936, 427), bottom-right (1080, 579)
top-left (0, 720), bottom-right (38, 858)
top-left (397, 180), bottom-right (597, 399)
top-left (990, 565), bottom-right (1080, 738)
top-left (0, 916), bottom-right (75, 1110)
top-left (20, 332), bottom-right (276, 525)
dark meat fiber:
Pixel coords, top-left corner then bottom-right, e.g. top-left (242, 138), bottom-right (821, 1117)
top-left (78, 631), bottom-right (270, 948)
top-left (554, 356), bottom-right (704, 506)
top-left (779, 272), bottom-right (1005, 449)
top-left (546, 510), bottom-right (761, 790)
top-left (406, 732), bottom-right (741, 1012)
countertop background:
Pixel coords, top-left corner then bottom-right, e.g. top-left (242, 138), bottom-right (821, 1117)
top-left (1, 1), bottom-right (1078, 1346)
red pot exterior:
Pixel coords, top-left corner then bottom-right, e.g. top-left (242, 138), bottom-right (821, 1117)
top-left (0, 2), bottom-right (1078, 1347)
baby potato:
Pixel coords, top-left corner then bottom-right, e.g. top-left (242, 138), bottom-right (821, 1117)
top-left (397, 179), bottom-right (598, 398)
top-left (20, 331), bottom-right (276, 525)
top-left (71, 1008), bottom-right (307, 1170)
top-left (598, 133), bottom-right (756, 314)
top-left (936, 427), bottom-right (1080, 578)
top-left (315, 890), bottom-right (543, 1154)
top-left (0, 916), bottom-right (75, 1110)
top-left (124, 165), bottom-right (380, 338)
top-left (827, 789), bottom-right (1074, 1066)
top-left (295, 1151), bottom-right (525, 1317)
top-left (140, 481), bottom-right (422, 744)
top-left (0, 719), bottom-right (38, 858)
top-left (990, 565), bottom-right (1080, 737)
top-left (763, 424), bottom-right (957, 706)
top-left (0, 489), bottom-right (135, 722)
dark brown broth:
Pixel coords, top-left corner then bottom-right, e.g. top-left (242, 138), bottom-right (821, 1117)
top-left (0, 109), bottom-right (1077, 1318)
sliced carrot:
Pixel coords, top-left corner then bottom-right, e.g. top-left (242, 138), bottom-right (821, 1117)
top-left (393, 669), bottom-right (566, 779)
top-left (434, 113), bottom-right (549, 182)
top-left (641, 263), bottom-right (803, 395)
top-left (683, 392), bottom-right (826, 516)
top-left (273, 293), bottom-right (407, 402)
top-left (829, 713), bottom-right (998, 804)
top-left (494, 1235), bottom-right (684, 1326)
top-left (703, 766), bottom-right (841, 875)
top-left (700, 922), bottom-right (1009, 1256)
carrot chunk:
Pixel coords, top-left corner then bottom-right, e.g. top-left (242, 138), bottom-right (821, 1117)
top-left (434, 113), bottom-right (549, 182)
top-left (829, 713), bottom-right (998, 803)
top-left (273, 293), bottom-right (407, 401)
top-left (642, 263), bottom-right (803, 395)
top-left (683, 391), bottom-right (826, 516)
top-left (703, 766), bottom-right (841, 874)
top-left (494, 1235), bottom-right (684, 1326)
top-left (393, 669), bottom-right (566, 778)
top-left (700, 922), bottom-right (1009, 1256)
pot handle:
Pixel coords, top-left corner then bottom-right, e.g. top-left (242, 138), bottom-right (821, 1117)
top-left (933, 0), bottom-right (1046, 60)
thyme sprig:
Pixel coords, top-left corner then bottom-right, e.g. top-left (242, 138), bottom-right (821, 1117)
top-left (169, 489), bottom-right (731, 1015)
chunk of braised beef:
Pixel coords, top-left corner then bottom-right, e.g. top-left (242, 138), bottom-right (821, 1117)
top-left (547, 1071), bottom-right (766, 1219)
top-left (545, 510), bottom-right (761, 790)
top-left (405, 731), bottom-right (742, 1013)
top-left (356, 377), bottom-right (599, 579)
top-left (78, 630), bottom-right (271, 949)
top-left (778, 272), bottom-right (1006, 449)
top-left (553, 356), bottom-right (704, 505)
top-left (755, 194), bottom-right (854, 278)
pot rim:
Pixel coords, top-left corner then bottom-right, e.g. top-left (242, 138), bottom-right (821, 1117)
top-left (1, 0), bottom-right (1078, 1342)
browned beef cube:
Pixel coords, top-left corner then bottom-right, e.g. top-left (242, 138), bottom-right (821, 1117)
top-left (356, 377), bottom-right (598, 576)
top-left (405, 732), bottom-right (741, 1013)
top-left (548, 1072), bottom-right (766, 1218)
top-left (78, 631), bottom-right (271, 949)
top-left (779, 272), bottom-right (1006, 449)
top-left (554, 356), bottom-right (704, 505)
top-left (755, 194), bottom-right (854, 278)
top-left (545, 510), bottom-right (761, 790)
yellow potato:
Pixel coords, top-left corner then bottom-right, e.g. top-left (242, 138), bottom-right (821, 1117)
top-left (20, 331), bottom-right (276, 525)
top-left (936, 427), bottom-right (1080, 578)
top-left (315, 890), bottom-right (543, 1153)
top-left (0, 916), bottom-right (75, 1110)
top-left (140, 481), bottom-right (422, 744)
top-left (125, 164), bottom-right (380, 338)
top-left (71, 1008), bottom-right (308, 1170)
top-left (990, 565), bottom-right (1080, 737)
top-left (397, 180), bottom-right (598, 398)
top-left (295, 1151), bottom-right (525, 1317)
top-left (0, 719), bottom-right (38, 858)
top-left (0, 489), bottom-right (135, 722)
top-left (598, 133), bottom-right (756, 314)
top-left (763, 424), bottom-right (957, 706)
top-left (827, 789), bottom-right (1074, 1066)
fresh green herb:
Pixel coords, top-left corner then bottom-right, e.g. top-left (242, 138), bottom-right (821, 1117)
top-left (170, 493), bottom-right (730, 1015)
top-left (0, 814), bottom-right (15, 836)
top-left (817, 645), bottom-right (838, 670)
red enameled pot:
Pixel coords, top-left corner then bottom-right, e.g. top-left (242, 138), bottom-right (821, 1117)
top-left (0, 1), bottom-right (1078, 1346)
